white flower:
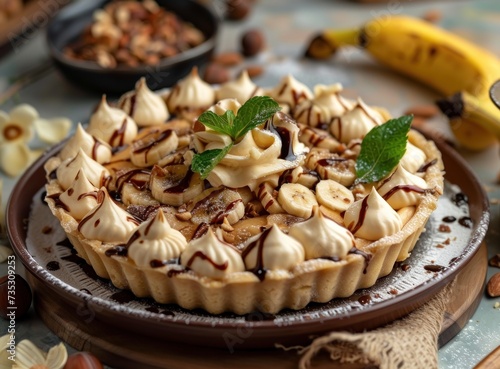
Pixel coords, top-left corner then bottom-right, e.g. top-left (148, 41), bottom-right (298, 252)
top-left (0, 335), bottom-right (68, 369)
top-left (0, 104), bottom-right (71, 177)
top-left (0, 178), bottom-right (4, 238)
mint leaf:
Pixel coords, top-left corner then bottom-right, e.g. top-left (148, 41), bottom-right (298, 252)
top-left (197, 110), bottom-right (235, 137)
top-left (191, 143), bottom-right (233, 179)
top-left (232, 96), bottom-right (281, 139)
top-left (355, 115), bottom-right (412, 185)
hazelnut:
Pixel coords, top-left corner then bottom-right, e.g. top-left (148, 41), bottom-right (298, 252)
top-left (245, 65), bottom-right (264, 78)
top-left (212, 51), bottom-right (244, 66)
top-left (225, 0), bottom-right (251, 20)
top-left (0, 274), bottom-right (33, 320)
top-left (241, 29), bottom-right (265, 57)
top-left (422, 9), bottom-right (442, 23)
top-left (64, 352), bottom-right (104, 369)
top-left (489, 254), bottom-right (500, 268)
top-left (203, 63), bottom-right (231, 84)
top-left (403, 104), bottom-right (439, 119)
top-left (487, 272), bottom-right (500, 297)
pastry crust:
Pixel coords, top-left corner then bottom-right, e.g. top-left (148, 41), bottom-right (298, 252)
top-left (44, 75), bottom-right (443, 315)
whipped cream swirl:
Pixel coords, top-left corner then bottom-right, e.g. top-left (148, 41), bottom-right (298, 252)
top-left (58, 169), bottom-right (99, 220)
top-left (377, 164), bottom-right (428, 209)
top-left (344, 187), bottom-right (402, 241)
top-left (88, 96), bottom-right (138, 147)
top-left (242, 225), bottom-right (305, 276)
top-left (118, 77), bottom-right (170, 126)
top-left (289, 207), bottom-right (354, 260)
top-left (59, 123), bottom-right (112, 164)
top-left (127, 209), bottom-right (187, 268)
top-left (78, 187), bottom-right (139, 243)
top-left (56, 148), bottom-right (110, 191)
top-left (194, 108), bottom-right (308, 190)
top-left (180, 228), bottom-right (245, 279)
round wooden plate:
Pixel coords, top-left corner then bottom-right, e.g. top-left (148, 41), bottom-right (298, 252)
top-left (7, 128), bottom-right (489, 358)
top-left (30, 242), bottom-right (487, 369)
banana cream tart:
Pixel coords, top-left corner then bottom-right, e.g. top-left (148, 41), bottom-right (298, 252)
top-left (44, 69), bottom-right (444, 314)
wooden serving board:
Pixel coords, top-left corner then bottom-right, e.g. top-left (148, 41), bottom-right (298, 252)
top-left (32, 243), bottom-right (488, 369)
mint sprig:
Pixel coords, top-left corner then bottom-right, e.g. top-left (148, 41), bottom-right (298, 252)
top-left (191, 96), bottom-right (281, 179)
top-left (191, 144), bottom-right (233, 179)
top-left (355, 115), bottom-right (413, 185)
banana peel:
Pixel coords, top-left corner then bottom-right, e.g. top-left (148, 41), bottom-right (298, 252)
top-left (305, 15), bottom-right (500, 151)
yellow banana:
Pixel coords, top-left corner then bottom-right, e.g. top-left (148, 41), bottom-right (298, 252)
top-left (305, 15), bottom-right (500, 151)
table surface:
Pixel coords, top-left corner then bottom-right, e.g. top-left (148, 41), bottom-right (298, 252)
top-left (1, 0), bottom-right (500, 368)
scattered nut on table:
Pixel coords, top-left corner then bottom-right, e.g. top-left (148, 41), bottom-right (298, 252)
top-left (490, 254), bottom-right (500, 268)
top-left (0, 274), bottom-right (32, 319)
top-left (64, 352), bottom-right (104, 369)
top-left (241, 29), bottom-right (265, 56)
top-left (487, 272), bottom-right (500, 297)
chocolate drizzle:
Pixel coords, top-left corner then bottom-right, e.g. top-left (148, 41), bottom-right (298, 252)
top-left (317, 157), bottom-right (348, 167)
top-left (381, 184), bottom-right (426, 201)
top-left (348, 247), bottom-right (372, 274)
top-left (458, 216), bottom-right (473, 228)
top-left (185, 251), bottom-right (229, 271)
top-left (451, 192), bottom-right (468, 207)
top-left (120, 93), bottom-right (137, 117)
top-left (110, 118), bottom-right (129, 147)
top-left (347, 195), bottom-right (369, 235)
top-left (424, 264), bottom-right (446, 272)
top-left (133, 129), bottom-right (174, 163)
top-left (417, 158), bottom-right (438, 173)
top-left (241, 227), bottom-right (272, 281)
top-left (115, 168), bottom-right (151, 193)
top-left (442, 216), bottom-right (456, 223)
top-left (163, 168), bottom-right (194, 194)
top-left (265, 120), bottom-right (297, 161)
top-left (105, 245), bottom-right (127, 257)
top-left (46, 193), bottom-right (69, 212)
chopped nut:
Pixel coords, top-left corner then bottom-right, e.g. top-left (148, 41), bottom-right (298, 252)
top-left (438, 224), bottom-right (451, 233)
top-left (203, 62), bottom-right (231, 84)
top-left (245, 65), bottom-right (264, 78)
top-left (221, 218), bottom-right (234, 232)
top-left (411, 116), bottom-right (427, 128)
top-left (404, 104), bottom-right (440, 119)
top-left (175, 211), bottom-right (192, 221)
top-left (63, 1), bottom-right (206, 68)
top-left (95, 49), bottom-right (117, 68)
top-left (490, 254), bottom-right (500, 268)
top-left (494, 302), bottom-right (500, 309)
top-left (422, 9), bottom-right (443, 23)
top-left (222, 230), bottom-right (236, 244)
top-left (212, 51), bottom-right (244, 66)
top-left (225, 0), bottom-right (252, 20)
top-left (241, 29), bottom-right (265, 57)
top-left (487, 272), bottom-right (500, 297)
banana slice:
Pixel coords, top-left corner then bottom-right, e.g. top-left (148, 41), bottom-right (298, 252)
top-left (289, 166), bottom-right (321, 189)
top-left (298, 123), bottom-right (344, 152)
top-left (130, 129), bottom-right (179, 167)
top-left (149, 164), bottom-right (203, 206)
top-left (256, 182), bottom-right (285, 214)
top-left (306, 150), bottom-right (356, 187)
top-left (188, 187), bottom-right (245, 225)
top-left (315, 179), bottom-right (354, 212)
top-left (121, 178), bottom-right (160, 207)
top-left (278, 183), bottom-right (318, 218)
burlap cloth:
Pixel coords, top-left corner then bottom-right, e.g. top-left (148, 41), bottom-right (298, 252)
top-left (291, 280), bottom-right (456, 369)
